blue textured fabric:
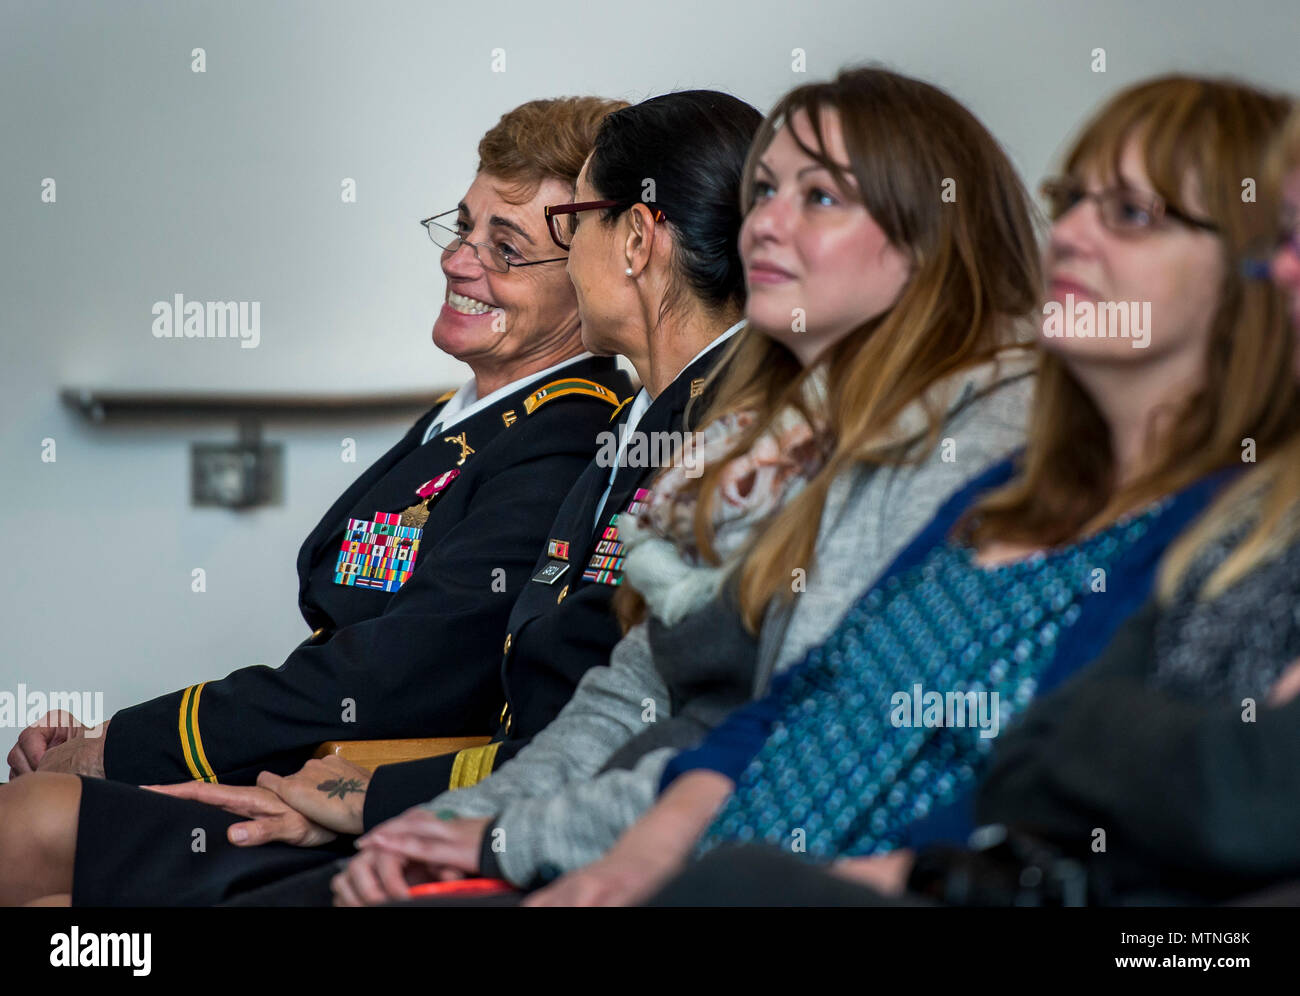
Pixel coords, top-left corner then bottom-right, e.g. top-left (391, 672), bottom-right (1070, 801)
top-left (661, 457), bottom-right (1232, 862)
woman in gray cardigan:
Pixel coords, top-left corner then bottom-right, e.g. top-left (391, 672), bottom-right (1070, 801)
top-left (402, 359), bottom-right (1032, 889)
top-left (333, 66), bottom-right (1047, 903)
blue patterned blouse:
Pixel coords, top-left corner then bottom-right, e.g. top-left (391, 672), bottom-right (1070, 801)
top-left (660, 457), bottom-right (1232, 861)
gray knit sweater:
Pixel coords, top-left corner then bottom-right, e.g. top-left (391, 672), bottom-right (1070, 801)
top-left (424, 355), bottom-right (1036, 885)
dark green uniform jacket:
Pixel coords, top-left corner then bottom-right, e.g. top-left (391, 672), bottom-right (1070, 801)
top-left (103, 355), bottom-right (630, 785)
top-left (362, 343), bottom-right (725, 827)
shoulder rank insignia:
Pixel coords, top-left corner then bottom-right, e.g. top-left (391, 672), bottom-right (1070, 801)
top-left (433, 388), bottom-right (457, 405)
top-left (523, 377), bottom-right (622, 415)
top-left (444, 431), bottom-right (475, 466)
top-left (689, 377), bottom-right (705, 399)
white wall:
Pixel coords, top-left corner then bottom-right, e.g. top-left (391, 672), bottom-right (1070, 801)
top-left (2, 0), bottom-right (1297, 738)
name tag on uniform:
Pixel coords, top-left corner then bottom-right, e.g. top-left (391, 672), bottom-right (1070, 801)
top-left (531, 559), bottom-right (570, 585)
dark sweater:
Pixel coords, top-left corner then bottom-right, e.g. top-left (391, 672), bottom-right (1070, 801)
top-left (975, 530), bottom-right (1300, 901)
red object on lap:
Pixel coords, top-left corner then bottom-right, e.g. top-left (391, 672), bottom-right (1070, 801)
top-left (407, 878), bottom-right (514, 898)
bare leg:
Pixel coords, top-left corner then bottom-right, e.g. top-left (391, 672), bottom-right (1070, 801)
top-left (24, 894), bottom-right (72, 906)
top-left (0, 773), bottom-right (82, 906)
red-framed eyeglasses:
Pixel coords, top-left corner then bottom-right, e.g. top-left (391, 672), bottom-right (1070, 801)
top-left (544, 200), bottom-right (666, 251)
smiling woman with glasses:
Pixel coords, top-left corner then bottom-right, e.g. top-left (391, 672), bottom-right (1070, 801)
top-left (0, 95), bottom-right (637, 909)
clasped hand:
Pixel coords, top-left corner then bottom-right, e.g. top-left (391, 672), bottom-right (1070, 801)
top-left (145, 755), bottom-right (373, 847)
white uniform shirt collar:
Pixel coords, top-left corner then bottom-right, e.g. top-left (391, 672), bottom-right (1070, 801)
top-left (421, 350), bottom-right (595, 445)
top-left (680, 318), bottom-right (745, 376)
top-left (589, 319), bottom-right (745, 528)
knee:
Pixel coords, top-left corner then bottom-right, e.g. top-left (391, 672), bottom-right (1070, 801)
top-left (0, 773), bottom-right (82, 854)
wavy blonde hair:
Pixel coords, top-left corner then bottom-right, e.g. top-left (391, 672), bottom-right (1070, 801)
top-left (1158, 102), bottom-right (1300, 601)
top-left (964, 76), bottom-right (1299, 558)
top-left (615, 66), bottom-right (1043, 633)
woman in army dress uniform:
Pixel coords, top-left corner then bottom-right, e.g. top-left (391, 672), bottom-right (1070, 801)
top-left (0, 89), bottom-right (764, 905)
top-left (0, 95), bottom-right (634, 904)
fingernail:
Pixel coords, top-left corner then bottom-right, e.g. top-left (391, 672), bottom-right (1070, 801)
top-left (230, 828), bottom-right (247, 842)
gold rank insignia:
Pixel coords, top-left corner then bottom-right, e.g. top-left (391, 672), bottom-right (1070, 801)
top-left (690, 377), bottom-right (705, 399)
top-left (502, 409), bottom-right (518, 427)
top-left (523, 377), bottom-right (622, 415)
top-left (443, 431), bottom-right (475, 466)
top-left (608, 395), bottom-right (633, 423)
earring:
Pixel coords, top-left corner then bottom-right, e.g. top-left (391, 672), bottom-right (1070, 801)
top-left (624, 267), bottom-right (634, 277)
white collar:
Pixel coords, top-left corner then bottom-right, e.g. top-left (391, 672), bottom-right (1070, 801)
top-left (620, 387), bottom-right (653, 437)
top-left (679, 318), bottom-right (745, 380)
top-left (610, 318), bottom-right (746, 465)
top-left (422, 351), bottom-right (595, 444)
top-left (589, 321), bottom-right (744, 528)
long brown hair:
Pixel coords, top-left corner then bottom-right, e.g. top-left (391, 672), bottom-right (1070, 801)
top-left (617, 65), bottom-right (1043, 632)
top-left (966, 75), bottom-right (1299, 551)
top-left (1159, 103), bottom-right (1300, 601)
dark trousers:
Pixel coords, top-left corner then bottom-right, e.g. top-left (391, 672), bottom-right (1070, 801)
top-left (647, 845), bottom-right (936, 907)
top-left (232, 844), bottom-right (932, 907)
top-left (223, 861), bottom-right (528, 906)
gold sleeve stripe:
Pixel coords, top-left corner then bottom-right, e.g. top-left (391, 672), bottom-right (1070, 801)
top-left (523, 378), bottom-right (621, 415)
top-left (447, 741), bottom-right (502, 790)
top-left (178, 685), bottom-right (198, 779)
top-left (178, 682), bottom-right (217, 783)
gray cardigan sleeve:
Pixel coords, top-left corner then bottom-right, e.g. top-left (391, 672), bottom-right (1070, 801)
top-left (421, 621), bottom-right (666, 820)
top-left (490, 748), bottom-right (676, 884)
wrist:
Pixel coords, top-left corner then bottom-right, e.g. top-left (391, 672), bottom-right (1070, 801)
top-left (478, 820), bottom-right (503, 879)
top-left (636, 770), bottom-right (733, 858)
top-left (87, 719), bottom-right (112, 778)
top-left (340, 804), bottom-right (366, 836)
top-left (81, 726), bottom-right (108, 777)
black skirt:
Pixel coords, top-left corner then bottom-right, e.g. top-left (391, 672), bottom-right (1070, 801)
top-left (71, 775), bottom-right (352, 906)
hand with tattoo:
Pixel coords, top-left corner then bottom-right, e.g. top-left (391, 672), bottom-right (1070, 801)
top-left (318, 777), bottom-right (367, 800)
top-left (146, 755), bottom-right (372, 847)
top-left (256, 755), bottom-right (373, 837)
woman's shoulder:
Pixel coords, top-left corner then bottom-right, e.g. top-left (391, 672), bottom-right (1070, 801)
top-left (936, 347), bottom-right (1037, 429)
top-left (1153, 529), bottom-right (1300, 699)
